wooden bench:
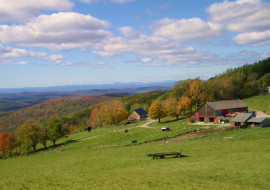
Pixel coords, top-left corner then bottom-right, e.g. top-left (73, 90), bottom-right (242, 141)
top-left (147, 152), bottom-right (181, 159)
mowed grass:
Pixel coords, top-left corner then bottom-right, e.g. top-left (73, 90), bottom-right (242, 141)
top-left (1, 126), bottom-right (270, 190)
top-left (243, 93), bottom-right (270, 114)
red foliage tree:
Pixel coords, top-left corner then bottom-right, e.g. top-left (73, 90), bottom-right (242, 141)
top-left (0, 132), bottom-right (15, 156)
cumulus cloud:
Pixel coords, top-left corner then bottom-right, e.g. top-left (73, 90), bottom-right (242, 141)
top-left (207, 0), bottom-right (270, 45)
top-left (0, 60), bottom-right (29, 65)
top-left (95, 34), bottom-right (216, 66)
top-left (118, 26), bottom-right (138, 38)
top-left (0, 44), bottom-right (46, 58)
top-left (153, 18), bottom-right (223, 42)
top-left (0, 12), bottom-right (112, 50)
top-left (232, 31), bottom-right (270, 45)
top-left (0, 0), bottom-right (73, 22)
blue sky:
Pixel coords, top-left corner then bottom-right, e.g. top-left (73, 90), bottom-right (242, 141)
top-left (0, 0), bottom-right (270, 88)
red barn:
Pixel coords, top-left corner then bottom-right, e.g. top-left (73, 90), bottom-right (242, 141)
top-left (189, 99), bottom-right (248, 122)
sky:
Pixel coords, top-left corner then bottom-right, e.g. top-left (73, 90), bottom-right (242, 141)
top-left (0, 0), bottom-right (270, 88)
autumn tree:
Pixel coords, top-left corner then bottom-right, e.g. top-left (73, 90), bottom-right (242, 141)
top-left (0, 132), bottom-right (15, 157)
top-left (148, 99), bottom-right (167, 123)
top-left (164, 98), bottom-right (180, 120)
top-left (99, 100), bottom-right (128, 126)
top-left (87, 107), bottom-right (102, 129)
top-left (178, 96), bottom-right (192, 115)
top-left (47, 116), bottom-right (65, 146)
top-left (16, 119), bottom-right (43, 152)
top-left (189, 78), bottom-right (205, 110)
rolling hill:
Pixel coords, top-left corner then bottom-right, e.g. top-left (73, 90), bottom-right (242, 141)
top-left (0, 95), bottom-right (115, 132)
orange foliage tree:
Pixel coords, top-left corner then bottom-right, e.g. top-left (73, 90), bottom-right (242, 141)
top-left (99, 100), bottom-right (128, 126)
top-left (164, 98), bottom-right (180, 120)
top-left (87, 107), bottom-right (101, 129)
top-left (189, 78), bottom-right (205, 110)
top-left (0, 132), bottom-right (15, 156)
top-left (148, 99), bottom-right (167, 123)
top-left (178, 96), bottom-right (192, 115)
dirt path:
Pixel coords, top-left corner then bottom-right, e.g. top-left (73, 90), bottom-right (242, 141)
top-left (146, 127), bottom-right (237, 144)
top-left (137, 118), bottom-right (157, 128)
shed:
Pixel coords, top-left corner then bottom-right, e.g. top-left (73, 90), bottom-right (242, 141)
top-left (215, 116), bottom-right (229, 124)
top-left (248, 117), bottom-right (270, 128)
top-left (231, 113), bottom-right (254, 127)
top-left (128, 108), bottom-right (147, 122)
top-left (189, 99), bottom-right (248, 123)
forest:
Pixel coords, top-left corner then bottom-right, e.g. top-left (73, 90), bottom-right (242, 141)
top-left (0, 57), bottom-right (270, 157)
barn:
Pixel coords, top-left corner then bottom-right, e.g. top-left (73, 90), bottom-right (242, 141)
top-left (128, 108), bottom-right (147, 122)
top-left (247, 117), bottom-right (270, 128)
top-left (231, 113), bottom-right (254, 127)
top-left (189, 99), bottom-right (248, 122)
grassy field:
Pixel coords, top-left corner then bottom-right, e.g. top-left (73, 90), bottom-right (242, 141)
top-left (243, 93), bottom-right (270, 114)
top-left (1, 121), bottom-right (270, 189)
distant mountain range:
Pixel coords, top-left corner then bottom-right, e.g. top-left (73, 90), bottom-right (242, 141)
top-left (0, 81), bottom-right (176, 94)
top-left (0, 81), bottom-right (175, 112)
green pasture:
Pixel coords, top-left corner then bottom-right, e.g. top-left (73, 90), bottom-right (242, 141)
top-left (243, 93), bottom-right (270, 114)
top-left (1, 127), bottom-right (270, 190)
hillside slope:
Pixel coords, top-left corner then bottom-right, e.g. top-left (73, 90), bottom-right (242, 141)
top-left (0, 95), bottom-right (114, 131)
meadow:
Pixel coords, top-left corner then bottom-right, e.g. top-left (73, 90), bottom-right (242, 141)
top-left (243, 93), bottom-right (270, 114)
top-left (1, 122), bottom-right (270, 189)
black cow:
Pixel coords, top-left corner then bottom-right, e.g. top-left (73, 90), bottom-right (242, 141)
top-left (84, 126), bottom-right (92, 132)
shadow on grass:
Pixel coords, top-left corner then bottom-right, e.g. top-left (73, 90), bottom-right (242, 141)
top-left (35, 139), bottom-right (79, 153)
top-left (159, 115), bottom-right (191, 124)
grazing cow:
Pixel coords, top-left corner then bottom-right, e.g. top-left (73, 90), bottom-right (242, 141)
top-left (84, 126), bottom-right (91, 132)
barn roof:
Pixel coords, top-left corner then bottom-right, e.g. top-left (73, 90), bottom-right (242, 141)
top-left (232, 113), bottom-right (253, 123)
top-left (248, 117), bottom-right (266, 123)
top-left (134, 108), bottom-right (147, 116)
top-left (207, 99), bottom-right (247, 110)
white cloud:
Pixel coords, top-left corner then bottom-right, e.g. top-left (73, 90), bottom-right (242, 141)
top-left (110, 0), bottom-right (134, 3)
top-left (207, 0), bottom-right (270, 45)
top-left (118, 26), bottom-right (138, 38)
top-left (153, 18), bottom-right (223, 42)
top-left (0, 12), bottom-right (112, 50)
top-left (0, 0), bottom-right (73, 22)
top-left (95, 34), bottom-right (217, 66)
top-left (78, 0), bottom-right (98, 4)
top-left (0, 60), bottom-right (29, 65)
top-left (232, 31), bottom-right (270, 45)
top-left (0, 44), bottom-right (46, 58)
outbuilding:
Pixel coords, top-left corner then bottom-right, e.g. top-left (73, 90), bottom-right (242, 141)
top-left (215, 116), bottom-right (229, 124)
top-left (128, 108), bottom-right (147, 122)
top-left (247, 117), bottom-right (270, 128)
top-left (231, 113), bottom-right (254, 127)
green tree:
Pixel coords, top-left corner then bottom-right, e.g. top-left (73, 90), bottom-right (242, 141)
top-left (148, 99), bottom-right (167, 123)
top-left (170, 79), bottom-right (191, 98)
top-left (47, 116), bottom-right (64, 146)
top-left (16, 119), bottom-right (43, 152)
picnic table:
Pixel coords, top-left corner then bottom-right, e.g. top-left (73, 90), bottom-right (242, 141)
top-left (147, 152), bottom-right (182, 159)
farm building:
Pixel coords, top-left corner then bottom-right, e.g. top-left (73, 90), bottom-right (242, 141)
top-left (215, 116), bottom-right (229, 124)
top-left (231, 113), bottom-right (254, 127)
top-left (189, 99), bottom-right (248, 122)
top-left (247, 117), bottom-right (270, 128)
top-left (128, 108), bottom-right (147, 122)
